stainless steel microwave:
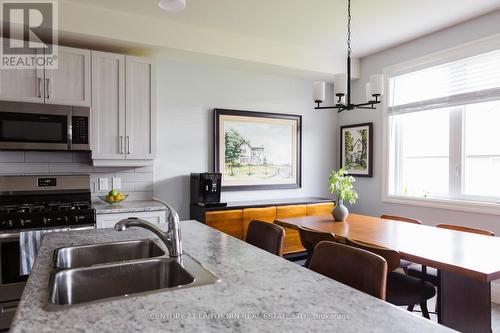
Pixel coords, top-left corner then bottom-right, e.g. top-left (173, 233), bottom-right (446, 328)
top-left (0, 107), bottom-right (90, 151)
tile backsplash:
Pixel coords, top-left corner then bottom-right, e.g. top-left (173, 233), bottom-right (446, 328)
top-left (0, 151), bottom-right (153, 201)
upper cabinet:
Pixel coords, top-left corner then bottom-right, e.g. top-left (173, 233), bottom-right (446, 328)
top-left (0, 49), bottom-right (44, 103)
top-left (91, 52), bottom-right (155, 166)
top-left (91, 51), bottom-right (126, 160)
top-left (0, 46), bottom-right (91, 107)
top-left (45, 47), bottom-right (91, 107)
top-left (125, 56), bottom-right (155, 160)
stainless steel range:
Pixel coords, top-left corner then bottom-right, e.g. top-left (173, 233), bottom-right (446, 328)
top-left (0, 175), bottom-right (95, 330)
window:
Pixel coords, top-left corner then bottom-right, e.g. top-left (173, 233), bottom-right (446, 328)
top-left (386, 41), bottom-right (500, 209)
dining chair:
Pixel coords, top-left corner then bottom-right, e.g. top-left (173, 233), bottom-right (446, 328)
top-left (380, 215), bottom-right (422, 225)
top-left (380, 214), bottom-right (422, 273)
top-left (245, 220), bottom-right (285, 257)
top-left (406, 223), bottom-right (495, 314)
top-left (298, 226), bottom-right (336, 267)
top-left (309, 241), bottom-right (388, 300)
top-left (345, 238), bottom-right (436, 319)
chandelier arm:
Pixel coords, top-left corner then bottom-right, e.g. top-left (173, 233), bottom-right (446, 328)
top-left (354, 101), bottom-right (381, 108)
top-left (314, 105), bottom-right (346, 110)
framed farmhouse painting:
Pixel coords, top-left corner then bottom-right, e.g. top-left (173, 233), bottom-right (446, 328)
top-left (214, 109), bottom-right (302, 191)
top-left (340, 123), bottom-right (373, 177)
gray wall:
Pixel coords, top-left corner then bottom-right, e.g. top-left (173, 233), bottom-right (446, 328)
top-left (153, 58), bottom-right (337, 219)
top-left (342, 10), bottom-right (500, 232)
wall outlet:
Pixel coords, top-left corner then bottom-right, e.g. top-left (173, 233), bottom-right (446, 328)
top-left (99, 178), bottom-right (109, 191)
top-left (112, 177), bottom-right (122, 190)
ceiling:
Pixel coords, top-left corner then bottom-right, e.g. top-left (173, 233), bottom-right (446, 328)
top-left (67, 0), bottom-right (500, 58)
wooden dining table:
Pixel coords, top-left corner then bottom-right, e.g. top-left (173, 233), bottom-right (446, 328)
top-left (275, 213), bottom-right (500, 333)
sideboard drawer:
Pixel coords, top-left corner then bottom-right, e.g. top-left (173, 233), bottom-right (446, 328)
top-left (242, 206), bottom-right (277, 239)
top-left (276, 205), bottom-right (307, 254)
top-left (205, 210), bottom-right (244, 239)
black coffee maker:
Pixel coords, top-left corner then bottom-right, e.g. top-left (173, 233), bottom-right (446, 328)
top-left (190, 173), bottom-right (226, 207)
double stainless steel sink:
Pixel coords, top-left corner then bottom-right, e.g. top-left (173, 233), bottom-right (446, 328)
top-left (48, 239), bottom-right (219, 309)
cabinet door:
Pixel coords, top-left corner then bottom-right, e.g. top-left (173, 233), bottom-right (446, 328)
top-left (205, 210), bottom-right (243, 239)
top-left (307, 202), bottom-right (334, 216)
top-left (276, 205), bottom-right (307, 254)
top-left (125, 56), bottom-right (155, 160)
top-left (96, 211), bottom-right (165, 229)
top-left (91, 51), bottom-right (126, 160)
top-left (45, 46), bottom-right (91, 106)
top-left (242, 207), bottom-right (276, 240)
top-left (0, 49), bottom-right (44, 103)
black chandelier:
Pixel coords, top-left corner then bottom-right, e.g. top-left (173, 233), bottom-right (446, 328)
top-left (313, 0), bottom-right (384, 113)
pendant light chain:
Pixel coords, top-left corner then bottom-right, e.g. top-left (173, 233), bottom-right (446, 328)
top-left (347, 0), bottom-right (352, 57)
top-left (313, 0), bottom-right (383, 112)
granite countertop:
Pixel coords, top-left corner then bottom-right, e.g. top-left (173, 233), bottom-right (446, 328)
top-left (10, 221), bottom-right (453, 333)
top-left (92, 200), bottom-right (167, 214)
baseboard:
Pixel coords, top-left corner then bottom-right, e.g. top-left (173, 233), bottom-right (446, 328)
top-left (492, 282), bottom-right (500, 304)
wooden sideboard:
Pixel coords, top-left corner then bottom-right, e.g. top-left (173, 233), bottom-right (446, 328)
top-left (190, 197), bottom-right (334, 255)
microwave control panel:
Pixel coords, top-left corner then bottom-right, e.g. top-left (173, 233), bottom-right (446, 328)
top-left (72, 116), bottom-right (89, 144)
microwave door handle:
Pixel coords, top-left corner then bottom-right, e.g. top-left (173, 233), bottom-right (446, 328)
top-left (67, 110), bottom-right (72, 150)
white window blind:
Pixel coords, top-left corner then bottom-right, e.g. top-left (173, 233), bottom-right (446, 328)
top-left (388, 49), bottom-right (500, 115)
top-left (386, 43), bottom-right (500, 207)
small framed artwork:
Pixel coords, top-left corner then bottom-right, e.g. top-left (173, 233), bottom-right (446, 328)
top-left (214, 109), bottom-right (302, 191)
top-left (340, 122), bottom-right (373, 177)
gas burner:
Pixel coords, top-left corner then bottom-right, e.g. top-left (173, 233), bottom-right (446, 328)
top-left (72, 202), bottom-right (90, 210)
top-left (0, 206), bottom-right (17, 214)
top-left (58, 203), bottom-right (73, 211)
top-left (30, 205), bottom-right (46, 213)
top-left (17, 204), bottom-right (33, 213)
top-left (47, 202), bottom-right (61, 211)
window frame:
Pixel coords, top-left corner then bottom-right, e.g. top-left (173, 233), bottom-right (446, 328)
top-left (382, 34), bottom-right (500, 216)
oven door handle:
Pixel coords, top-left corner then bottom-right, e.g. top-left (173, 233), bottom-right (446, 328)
top-left (0, 232), bottom-right (20, 239)
top-left (0, 225), bottom-right (95, 239)
top-left (1, 304), bottom-right (18, 314)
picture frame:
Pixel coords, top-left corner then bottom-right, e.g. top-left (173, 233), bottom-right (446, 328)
top-left (340, 122), bottom-right (373, 177)
top-left (214, 109), bottom-right (302, 191)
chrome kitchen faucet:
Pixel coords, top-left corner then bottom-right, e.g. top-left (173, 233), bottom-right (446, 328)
top-left (114, 200), bottom-right (182, 257)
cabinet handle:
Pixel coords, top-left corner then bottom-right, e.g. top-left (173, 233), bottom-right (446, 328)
top-left (45, 78), bottom-right (50, 98)
top-left (119, 136), bottom-right (124, 154)
top-left (126, 136), bottom-right (131, 154)
top-left (37, 77), bottom-right (42, 97)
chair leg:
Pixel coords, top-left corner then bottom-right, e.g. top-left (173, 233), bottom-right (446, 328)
top-left (420, 302), bottom-right (430, 319)
top-left (435, 285), bottom-right (440, 314)
top-left (407, 304), bottom-right (414, 312)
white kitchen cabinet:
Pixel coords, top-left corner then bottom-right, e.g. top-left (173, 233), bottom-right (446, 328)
top-left (45, 46), bottom-right (91, 107)
top-left (0, 49), bottom-right (44, 103)
top-left (125, 56), bottom-right (156, 160)
top-left (91, 53), bottom-right (155, 166)
top-left (0, 45), bottom-right (90, 106)
top-left (96, 210), bottom-right (166, 229)
top-left (91, 51), bottom-right (126, 160)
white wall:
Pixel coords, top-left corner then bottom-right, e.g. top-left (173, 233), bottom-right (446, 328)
top-left (153, 57), bottom-right (337, 219)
